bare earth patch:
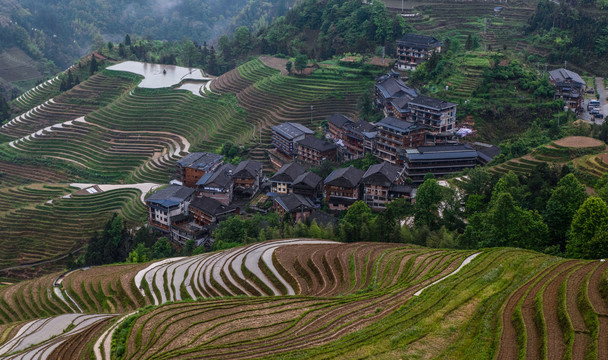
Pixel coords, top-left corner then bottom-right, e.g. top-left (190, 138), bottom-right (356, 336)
top-left (259, 56), bottom-right (289, 76)
top-left (553, 136), bottom-right (605, 148)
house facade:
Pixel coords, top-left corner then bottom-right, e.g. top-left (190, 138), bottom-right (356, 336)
top-left (145, 185), bottom-right (195, 232)
top-left (408, 96), bottom-right (457, 134)
top-left (189, 196), bottom-right (237, 226)
top-left (271, 122), bottom-right (314, 157)
top-left (375, 116), bottom-right (428, 165)
top-left (292, 171), bottom-right (323, 201)
top-left (176, 152), bottom-right (224, 188)
top-left (232, 160), bottom-right (263, 199)
top-left (270, 162), bottom-right (307, 194)
top-left (548, 68), bottom-right (586, 111)
top-left (272, 194), bottom-right (315, 223)
top-left (296, 135), bottom-right (337, 165)
top-left (401, 144), bottom-right (479, 183)
top-left (342, 121), bottom-right (378, 159)
top-left (361, 162), bottom-right (406, 210)
top-left (327, 113), bottom-right (354, 140)
top-left (324, 166), bottom-right (365, 212)
top-left (396, 33), bottom-right (442, 71)
top-left (196, 163), bottom-right (235, 206)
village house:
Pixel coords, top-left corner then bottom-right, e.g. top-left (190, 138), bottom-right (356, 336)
top-left (176, 152), bottom-right (224, 188)
top-left (189, 196), bottom-right (238, 226)
top-left (375, 116), bottom-right (428, 165)
top-left (324, 166), bottom-right (365, 212)
top-left (196, 163), bottom-right (235, 206)
top-left (292, 171), bottom-right (323, 201)
top-left (342, 120), bottom-right (378, 159)
top-left (145, 184), bottom-right (195, 233)
top-left (232, 160), bottom-right (263, 199)
top-left (548, 68), bottom-right (586, 111)
top-left (170, 215), bottom-right (207, 246)
top-left (270, 162), bottom-right (308, 194)
top-left (375, 75), bottom-right (418, 111)
top-left (408, 96), bottom-right (457, 134)
top-left (296, 135), bottom-right (337, 166)
top-left (327, 113), bottom-right (354, 141)
top-left (271, 122), bottom-right (314, 157)
top-left (396, 33), bottom-right (442, 71)
top-left (272, 193), bottom-right (315, 223)
top-left (361, 162), bottom-right (406, 210)
top-left (401, 144), bottom-right (479, 183)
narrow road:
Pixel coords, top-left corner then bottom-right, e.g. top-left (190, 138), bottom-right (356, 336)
top-left (596, 77), bottom-right (608, 117)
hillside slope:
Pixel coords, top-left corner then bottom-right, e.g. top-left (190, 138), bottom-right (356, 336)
top-left (0, 239), bottom-right (606, 359)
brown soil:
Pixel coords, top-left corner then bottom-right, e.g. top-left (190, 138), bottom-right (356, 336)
top-left (598, 153), bottom-right (608, 164)
top-left (497, 262), bottom-right (563, 360)
top-left (553, 136), bottom-right (605, 148)
top-left (587, 260), bottom-right (608, 359)
top-left (47, 316), bottom-right (114, 360)
top-left (259, 56), bottom-right (289, 76)
top-left (567, 262), bottom-right (598, 360)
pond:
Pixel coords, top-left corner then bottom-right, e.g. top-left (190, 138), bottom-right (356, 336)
top-left (107, 61), bottom-right (209, 89)
top-left (175, 81), bottom-right (205, 97)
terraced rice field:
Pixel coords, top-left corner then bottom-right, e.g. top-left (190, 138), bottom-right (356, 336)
top-left (492, 136), bottom-right (607, 178)
top-left (1, 239), bottom-right (606, 359)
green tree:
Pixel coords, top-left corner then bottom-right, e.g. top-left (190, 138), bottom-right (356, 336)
top-left (544, 173), bottom-right (587, 252)
top-left (151, 237), bottom-right (174, 259)
top-left (294, 54), bottom-right (308, 73)
top-left (339, 201), bottom-right (372, 242)
top-left (413, 178), bottom-right (443, 229)
top-left (124, 34), bottom-right (131, 46)
top-left (286, 61), bottom-right (292, 74)
top-left (567, 197), bottom-right (608, 259)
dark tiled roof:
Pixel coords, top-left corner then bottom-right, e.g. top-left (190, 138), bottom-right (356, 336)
top-left (190, 196), bottom-right (236, 216)
top-left (397, 33), bottom-right (443, 48)
top-left (389, 184), bottom-right (414, 194)
top-left (176, 152), bottom-right (223, 171)
top-left (362, 162), bottom-right (403, 187)
top-left (325, 166), bottom-right (365, 188)
top-left (196, 163), bottom-right (235, 189)
top-left (272, 122), bottom-right (314, 140)
top-left (328, 113), bottom-right (354, 129)
top-left (297, 135), bottom-right (337, 152)
top-left (409, 95), bottom-right (457, 110)
top-left (377, 116), bottom-right (426, 132)
top-left (274, 194), bottom-right (314, 212)
top-left (549, 68), bottom-right (585, 86)
top-left (146, 185), bottom-right (195, 207)
top-left (417, 144), bottom-right (474, 153)
top-left (345, 121), bottom-right (376, 134)
top-left (270, 162), bottom-right (307, 183)
top-left (406, 144), bottom-right (478, 161)
top-left (233, 160), bottom-right (262, 179)
top-left (293, 171), bottom-right (322, 189)
top-left (391, 96), bottom-right (411, 112)
top-left (376, 77), bottom-right (418, 99)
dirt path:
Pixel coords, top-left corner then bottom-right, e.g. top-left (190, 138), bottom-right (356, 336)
top-left (595, 77), bottom-right (608, 118)
top-left (553, 136), bottom-right (605, 148)
top-left (568, 262), bottom-right (598, 360)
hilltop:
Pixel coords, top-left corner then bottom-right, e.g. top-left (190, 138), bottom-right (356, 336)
top-left (0, 239), bottom-right (606, 359)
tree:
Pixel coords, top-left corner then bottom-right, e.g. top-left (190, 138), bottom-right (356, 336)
top-left (124, 34), bottom-right (131, 46)
top-left (544, 173), bottom-right (587, 252)
top-left (339, 201), bottom-right (372, 242)
top-left (286, 61), bottom-right (292, 74)
top-left (294, 54), bottom-right (308, 74)
top-left (107, 41), bottom-right (114, 51)
top-left (465, 34), bottom-right (472, 51)
top-left (90, 56), bottom-right (98, 75)
top-left (567, 197), bottom-right (608, 259)
top-left (413, 178), bottom-right (443, 229)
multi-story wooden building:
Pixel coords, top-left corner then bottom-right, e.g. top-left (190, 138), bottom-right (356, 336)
top-left (375, 76), bottom-right (418, 111)
top-left (292, 171), bottom-right (323, 201)
top-left (342, 121), bottom-right (378, 159)
top-left (196, 163), bottom-right (235, 206)
top-left (232, 160), bottom-right (263, 199)
top-left (396, 33), bottom-right (442, 71)
top-left (176, 152), bottom-right (224, 188)
top-left (295, 135), bottom-right (337, 166)
top-left (327, 113), bottom-right (354, 140)
top-left (272, 194), bottom-right (315, 223)
top-left (324, 166), bottom-right (365, 212)
top-left (401, 144), bottom-right (479, 183)
top-left (361, 162), bottom-right (406, 210)
top-left (548, 68), bottom-right (586, 111)
top-left (408, 96), bottom-right (457, 134)
top-left (270, 162), bottom-right (307, 194)
top-left (145, 185), bottom-right (195, 232)
top-left (189, 196), bottom-right (237, 226)
top-left (271, 122), bottom-right (314, 157)
top-left (375, 116), bottom-right (428, 165)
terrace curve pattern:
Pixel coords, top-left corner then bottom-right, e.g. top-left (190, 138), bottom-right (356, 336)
top-left (1, 240), bottom-right (607, 358)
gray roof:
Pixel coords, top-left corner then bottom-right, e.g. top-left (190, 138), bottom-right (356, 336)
top-left (406, 144), bottom-right (478, 161)
top-left (391, 96), bottom-right (412, 112)
top-left (190, 196), bottom-right (235, 216)
top-left (397, 33), bottom-right (443, 49)
top-left (328, 114), bottom-right (354, 129)
top-left (233, 159), bottom-right (262, 179)
top-left (417, 144), bottom-right (474, 153)
top-left (196, 163), bottom-right (235, 189)
top-left (270, 162), bottom-right (307, 183)
top-left (376, 77), bottom-right (418, 100)
top-left (325, 165), bottom-right (364, 188)
top-left (362, 162), bottom-right (403, 187)
top-left (176, 152), bottom-right (223, 171)
top-left (146, 185), bottom-right (195, 207)
top-left (549, 68), bottom-right (585, 86)
top-left (274, 194), bottom-right (314, 212)
top-left (293, 171), bottom-right (322, 189)
top-left (377, 116), bottom-right (427, 133)
top-left (409, 95), bottom-right (457, 110)
top-left (345, 120), bottom-right (376, 134)
top-left (297, 135), bottom-right (337, 152)
top-left (272, 122), bottom-right (314, 140)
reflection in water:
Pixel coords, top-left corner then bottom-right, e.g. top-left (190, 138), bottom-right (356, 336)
top-left (107, 61), bottom-right (209, 89)
top-left (176, 81), bottom-right (205, 97)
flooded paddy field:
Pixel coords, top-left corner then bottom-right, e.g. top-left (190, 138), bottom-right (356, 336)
top-left (107, 61), bottom-right (210, 89)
